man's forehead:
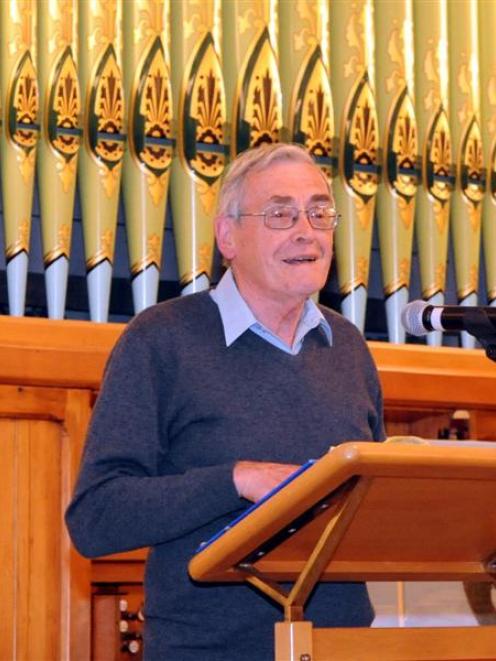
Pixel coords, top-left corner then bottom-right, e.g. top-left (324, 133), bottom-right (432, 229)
top-left (240, 160), bottom-right (333, 204)
top-left (267, 193), bottom-right (331, 204)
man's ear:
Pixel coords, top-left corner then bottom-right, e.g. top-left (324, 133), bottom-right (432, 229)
top-left (215, 214), bottom-right (237, 260)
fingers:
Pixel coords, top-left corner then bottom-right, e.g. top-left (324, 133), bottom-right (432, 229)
top-left (233, 460), bottom-right (300, 502)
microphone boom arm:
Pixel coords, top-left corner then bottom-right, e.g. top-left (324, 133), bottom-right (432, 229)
top-left (463, 308), bottom-right (496, 363)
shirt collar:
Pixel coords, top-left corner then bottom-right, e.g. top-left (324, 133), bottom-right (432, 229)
top-left (210, 268), bottom-right (332, 348)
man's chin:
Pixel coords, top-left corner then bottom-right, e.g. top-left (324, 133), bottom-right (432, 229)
top-left (290, 282), bottom-right (327, 300)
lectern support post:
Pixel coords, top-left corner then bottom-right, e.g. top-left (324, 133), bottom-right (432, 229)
top-left (274, 621), bottom-right (313, 661)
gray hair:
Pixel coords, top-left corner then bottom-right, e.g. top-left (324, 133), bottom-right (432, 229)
top-left (216, 142), bottom-right (331, 218)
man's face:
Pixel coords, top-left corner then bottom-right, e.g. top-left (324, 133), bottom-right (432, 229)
top-left (216, 159), bottom-right (335, 307)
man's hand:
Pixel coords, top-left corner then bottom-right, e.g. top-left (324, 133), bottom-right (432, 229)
top-left (233, 461), bottom-right (300, 502)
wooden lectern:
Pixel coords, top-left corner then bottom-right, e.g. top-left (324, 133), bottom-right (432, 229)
top-left (189, 441), bottom-right (496, 660)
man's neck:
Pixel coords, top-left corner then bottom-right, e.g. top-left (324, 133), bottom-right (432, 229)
top-left (234, 278), bottom-right (307, 346)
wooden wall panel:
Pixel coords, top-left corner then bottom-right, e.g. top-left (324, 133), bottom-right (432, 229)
top-left (63, 390), bottom-right (93, 661)
top-left (1, 420), bottom-right (16, 661)
top-left (1, 419), bottom-right (63, 660)
top-left (0, 386), bottom-right (92, 661)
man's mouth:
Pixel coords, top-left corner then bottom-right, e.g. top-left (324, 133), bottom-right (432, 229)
top-left (283, 256), bottom-right (318, 264)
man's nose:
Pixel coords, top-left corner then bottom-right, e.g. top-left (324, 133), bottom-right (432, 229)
top-left (292, 209), bottom-right (315, 235)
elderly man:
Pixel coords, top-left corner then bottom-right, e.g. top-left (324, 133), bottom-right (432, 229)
top-left (66, 143), bottom-right (385, 660)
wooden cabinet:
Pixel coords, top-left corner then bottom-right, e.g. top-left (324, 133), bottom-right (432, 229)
top-left (0, 316), bottom-right (495, 658)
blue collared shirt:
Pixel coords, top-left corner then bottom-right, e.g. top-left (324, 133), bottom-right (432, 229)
top-left (210, 269), bottom-right (332, 355)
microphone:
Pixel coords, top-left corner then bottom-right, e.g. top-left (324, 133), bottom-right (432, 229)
top-left (401, 300), bottom-right (496, 336)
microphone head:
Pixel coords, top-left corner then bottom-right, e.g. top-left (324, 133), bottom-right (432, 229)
top-left (401, 300), bottom-right (430, 336)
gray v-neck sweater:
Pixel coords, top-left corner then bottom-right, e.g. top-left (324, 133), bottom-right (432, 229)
top-left (66, 292), bottom-right (385, 660)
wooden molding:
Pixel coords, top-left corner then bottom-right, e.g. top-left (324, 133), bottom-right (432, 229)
top-left (0, 316), bottom-right (124, 390)
top-left (0, 317), bottom-right (494, 412)
top-left (369, 341), bottom-right (496, 410)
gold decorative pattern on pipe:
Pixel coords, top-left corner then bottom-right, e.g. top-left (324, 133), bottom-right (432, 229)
top-left (46, 50), bottom-right (80, 193)
top-left (170, 0), bottom-right (225, 292)
top-left (5, 219), bottom-right (30, 259)
top-left (376, 0), bottom-right (418, 308)
top-left (331, 0), bottom-right (379, 307)
top-left (280, 0), bottom-right (334, 181)
top-left (414, 0), bottom-right (452, 300)
top-left (87, 48), bottom-right (124, 197)
top-left (227, 1), bottom-right (282, 156)
top-left (78, 0), bottom-right (124, 280)
top-left (6, 51), bottom-right (39, 183)
top-left (122, 0), bottom-right (172, 286)
top-left (449, 0), bottom-right (483, 303)
top-left (38, 0), bottom-right (80, 286)
top-left (0, 0), bottom-right (39, 281)
top-left (178, 32), bottom-right (225, 213)
top-left (479, 0), bottom-right (496, 303)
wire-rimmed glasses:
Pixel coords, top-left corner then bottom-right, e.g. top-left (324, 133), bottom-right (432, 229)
top-left (237, 205), bottom-right (341, 230)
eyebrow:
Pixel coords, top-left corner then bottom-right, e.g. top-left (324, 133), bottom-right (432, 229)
top-left (268, 193), bottom-right (332, 205)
